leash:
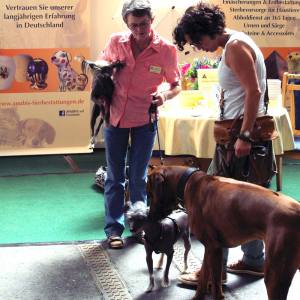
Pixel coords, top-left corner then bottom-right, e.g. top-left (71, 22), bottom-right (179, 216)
top-left (149, 100), bottom-right (164, 165)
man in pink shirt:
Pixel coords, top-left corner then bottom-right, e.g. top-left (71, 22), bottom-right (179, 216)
top-left (99, 0), bottom-right (181, 249)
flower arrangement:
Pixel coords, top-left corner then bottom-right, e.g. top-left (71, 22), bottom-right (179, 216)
top-left (180, 57), bottom-right (220, 90)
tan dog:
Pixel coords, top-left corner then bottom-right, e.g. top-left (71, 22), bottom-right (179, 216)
top-left (287, 51), bottom-right (300, 74)
top-left (147, 165), bottom-right (300, 300)
top-left (20, 118), bottom-right (56, 147)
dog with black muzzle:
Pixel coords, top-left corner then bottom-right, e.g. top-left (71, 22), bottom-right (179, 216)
top-left (125, 201), bottom-right (191, 293)
top-left (87, 60), bottom-right (125, 146)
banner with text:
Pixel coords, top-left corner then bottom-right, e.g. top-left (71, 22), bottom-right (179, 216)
top-left (216, 0), bottom-right (300, 76)
top-left (0, 0), bottom-right (92, 156)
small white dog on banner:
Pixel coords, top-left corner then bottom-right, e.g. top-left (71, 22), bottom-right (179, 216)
top-left (51, 50), bottom-right (88, 91)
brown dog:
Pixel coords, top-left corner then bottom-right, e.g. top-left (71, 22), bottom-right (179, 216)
top-left (147, 165), bottom-right (300, 300)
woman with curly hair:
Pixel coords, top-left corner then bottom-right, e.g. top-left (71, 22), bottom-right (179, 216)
top-left (173, 2), bottom-right (275, 287)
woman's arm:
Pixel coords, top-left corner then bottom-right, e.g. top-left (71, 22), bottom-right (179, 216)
top-left (153, 82), bottom-right (181, 106)
top-left (225, 40), bottom-right (262, 157)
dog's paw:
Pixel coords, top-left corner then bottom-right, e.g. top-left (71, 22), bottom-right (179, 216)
top-left (191, 292), bottom-right (207, 300)
top-left (145, 282), bottom-right (154, 293)
top-left (161, 277), bottom-right (170, 288)
top-left (181, 265), bottom-right (190, 274)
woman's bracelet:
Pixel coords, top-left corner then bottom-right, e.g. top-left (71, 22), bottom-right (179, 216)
top-left (161, 92), bottom-right (167, 103)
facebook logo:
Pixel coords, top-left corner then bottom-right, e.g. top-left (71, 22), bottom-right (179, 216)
top-left (59, 110), bottom-right (65, 116)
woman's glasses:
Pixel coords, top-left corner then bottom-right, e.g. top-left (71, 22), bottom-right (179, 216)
top-left (127, 21), bottom-right (151, 31)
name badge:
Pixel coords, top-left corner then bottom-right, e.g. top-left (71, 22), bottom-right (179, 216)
top-left (149, 65), bottom-right (162, 74)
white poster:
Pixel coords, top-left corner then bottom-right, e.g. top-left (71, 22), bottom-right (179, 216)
top-left (0, 0), bottom-right (92, 156)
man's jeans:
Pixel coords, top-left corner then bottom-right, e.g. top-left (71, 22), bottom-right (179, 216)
top-left (223, 241), bottom-right (264, 269)
top-left (103, 123), bottom-right (156, 237)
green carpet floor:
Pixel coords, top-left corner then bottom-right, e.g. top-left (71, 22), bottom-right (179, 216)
top-left (0, 173), bottom-right (105, 244)
top-left (270, 158), bottom-right (300, 200)
top-left (0, 152), bottom-right (102, 176)
top-left (0, 151), bottom-right (299, 245)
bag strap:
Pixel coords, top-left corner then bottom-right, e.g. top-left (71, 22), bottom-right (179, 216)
top-left (219, 89), bottom-right (225, 120)
top-left (264, 79), bottom-right (269, 115)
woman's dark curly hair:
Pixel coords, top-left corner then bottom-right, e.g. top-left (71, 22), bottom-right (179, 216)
top-left (173, 2), bottom-right (226, 51)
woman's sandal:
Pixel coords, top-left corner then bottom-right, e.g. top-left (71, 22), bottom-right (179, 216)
top-left (178, 271), bottom-right (199, 286)
top-left (107, 235), bottom-right (124, 249)
top-left (178, 269), bottom-right (227, 286)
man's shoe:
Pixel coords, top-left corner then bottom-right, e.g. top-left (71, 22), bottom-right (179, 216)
top-left (227, 260), bottom-right (264, 277)
top-left (178, 269), bottom-right (227, 287)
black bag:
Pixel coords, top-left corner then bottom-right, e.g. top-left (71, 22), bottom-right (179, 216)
top-left (214, 140), bottom-right (276, 187)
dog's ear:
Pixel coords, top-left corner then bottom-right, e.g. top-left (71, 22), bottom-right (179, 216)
top-left (19, 119), bottom-right (26, 132)
top-left (66, 51), bottom-right (72, 64)
top-left (152, 172), bottom-right (165, 196)
top-left (148, 171), bottom-right (166, 219)
top-left (42, 122), bottom-right (56, 144)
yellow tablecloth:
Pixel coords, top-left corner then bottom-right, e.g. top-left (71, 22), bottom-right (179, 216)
top-left (154, 106), bottom-right (295, 158)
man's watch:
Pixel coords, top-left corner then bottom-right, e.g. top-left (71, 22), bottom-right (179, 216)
top-left (237, 130), bottom-right (253, 143)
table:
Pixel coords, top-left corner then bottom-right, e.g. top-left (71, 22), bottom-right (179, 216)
top-left (154, 104), bottom-right (295, 191)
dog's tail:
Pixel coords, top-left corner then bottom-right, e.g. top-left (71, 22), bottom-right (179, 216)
top-left (74, 55), bottom-right (92, 75)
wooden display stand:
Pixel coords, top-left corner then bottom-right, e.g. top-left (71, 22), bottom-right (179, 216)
top-left (282, 72), bottom-right (300, 136)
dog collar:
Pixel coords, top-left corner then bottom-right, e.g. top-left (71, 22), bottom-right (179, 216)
top-left (176, 167), bottom-right (200, 204)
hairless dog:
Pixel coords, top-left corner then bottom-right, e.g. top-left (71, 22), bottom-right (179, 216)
top-left (125, 201), bottom-right (191, 292)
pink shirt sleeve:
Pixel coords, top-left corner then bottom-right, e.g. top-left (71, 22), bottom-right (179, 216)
top-left (98, 35), bottom-right (119, 62)
top-left (163, 45), bottom-right (181, 84)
